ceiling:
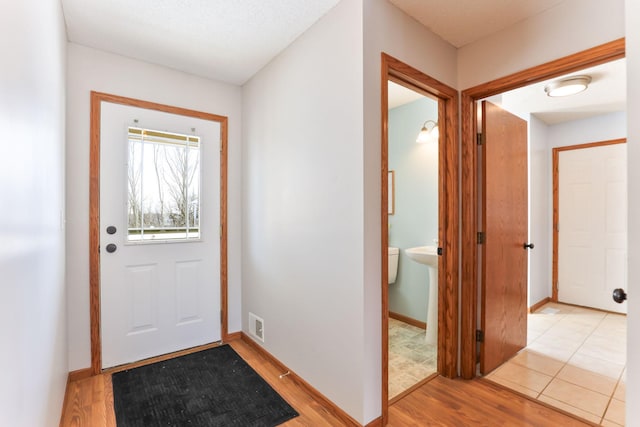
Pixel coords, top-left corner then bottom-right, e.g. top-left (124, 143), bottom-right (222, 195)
top-left (61, 0), bottom-right (341, 85)
top-left (388, 0), bottom-right (569, 48)
top-left (61, 0), bottom-right (625, 123)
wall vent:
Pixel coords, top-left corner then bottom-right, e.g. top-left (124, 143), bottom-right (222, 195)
top-left (248, 312), bottom-right (264, 342)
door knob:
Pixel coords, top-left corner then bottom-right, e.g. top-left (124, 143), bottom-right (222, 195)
top-left (106, 243), bottom-right (117, 253)
top-left (612, 288), bottom-right (627, 303)
top-left (106, 225), bottom-right (117, 235)
top-left (523, 243), bottom-right (535, 250)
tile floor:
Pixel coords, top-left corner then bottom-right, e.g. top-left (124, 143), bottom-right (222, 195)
top-left (485, 302), bottom-right (626, 426)
top-left (388, 318), bottom-right (437, 399)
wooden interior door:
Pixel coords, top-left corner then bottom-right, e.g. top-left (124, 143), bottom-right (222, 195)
top-left (480, 101), bottom-right (529, 375)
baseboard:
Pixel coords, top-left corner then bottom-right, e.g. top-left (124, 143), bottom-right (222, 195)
top-left (240, 333), bottom-right (362, 427)
top-left (68, 367), bottom-right (93, 382)
top-left (389, 311), bottom-right (427, 330)
top-left (364, 416), bottom-right (383, 427)
top-left (529, 297), bottom-right (551, 313)
top-left (224, 331), bottom-right (242, 342)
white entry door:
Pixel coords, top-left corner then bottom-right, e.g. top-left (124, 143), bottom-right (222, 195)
top-left (100, 102), bottom-right (221, 369)
top-left (558, 142), bottom-right (627, 313)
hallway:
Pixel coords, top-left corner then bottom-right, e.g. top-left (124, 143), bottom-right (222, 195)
top-left (485, 302), bottom-right (626, 425)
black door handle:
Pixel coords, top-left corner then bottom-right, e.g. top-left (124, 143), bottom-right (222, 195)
top-left (523, 243), bottom-right (535, 250)
top-left (613, 288), bottom-right (627, 303)
top-left (106, 243), bottom-right (117, 253)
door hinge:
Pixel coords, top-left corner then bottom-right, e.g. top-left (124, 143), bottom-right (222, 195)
top-left (437, 247), bottom-right (443, 256)
top-left (476, 329), bottom-right (484, 342)
top-left (476, 132), bottom-right (483, 146)
top-left (477, 232), bottom-right (485, 244)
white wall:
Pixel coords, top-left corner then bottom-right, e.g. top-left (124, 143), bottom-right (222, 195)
top-left (458, 0), bottom-right (625, 89)
top-left (242, 0), bottom-right (367, 422)
top-left (0, 1), bottom-right (68, 425)
top-left (528, 115), bottom-right (550, 306)
top-left (362, 0), bottom-right (458, 421)
top-left (547, 112), bottom-right (627, 149)
top-left (66, 44), bottom-right (243, 370)
top-left (625, 0), bottom-right (640, 423)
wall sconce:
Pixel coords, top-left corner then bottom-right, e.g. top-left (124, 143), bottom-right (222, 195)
top-left (416, 120), bottom-right (439, 143)
top-left (544, 75), bottom-right (591, 97)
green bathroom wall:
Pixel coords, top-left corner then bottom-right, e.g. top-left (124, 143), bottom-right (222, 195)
top-left (388, 96), bottom-right (438, 323)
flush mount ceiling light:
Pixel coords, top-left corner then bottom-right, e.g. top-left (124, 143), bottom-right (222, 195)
top-left (544, 75), bottom-right (592, 97)
top-left (416, 120), bottom-right (439, 143)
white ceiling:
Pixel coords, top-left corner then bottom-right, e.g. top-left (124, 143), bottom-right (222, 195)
top-left (61, 0), bottom-right (341, 85)
top-left (61, 0), bottom-right (625, 124)
top-left (498, 58), bottom-right (626, 124)
top-left (388, 0), bottom-right (568, 48)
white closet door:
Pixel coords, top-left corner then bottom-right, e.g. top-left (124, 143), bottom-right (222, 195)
top-left (558, 143), bottom-right (627, 313)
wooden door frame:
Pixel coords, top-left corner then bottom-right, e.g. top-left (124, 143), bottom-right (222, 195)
top-left (89, 91), bottom-right (229, 374)
top-left (552, 138), bottom-right (627, 302)
top-left (381, 53), bottom-right (459, 423)
top-left (460, 39), bottom-right (625, 379)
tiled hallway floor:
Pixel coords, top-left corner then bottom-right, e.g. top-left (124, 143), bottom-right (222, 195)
top-left (388, 318), bottom-right (437, 399)
top-left (485, 302), bottom-right (626, 426)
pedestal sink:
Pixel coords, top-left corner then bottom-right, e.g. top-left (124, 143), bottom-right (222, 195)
top-left (405, 246), bottom-right (438, 345)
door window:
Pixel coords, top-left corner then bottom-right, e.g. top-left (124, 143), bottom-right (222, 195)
top-left (127, 127), bottom-right (201, 242)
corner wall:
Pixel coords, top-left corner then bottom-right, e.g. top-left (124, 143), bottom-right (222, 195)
top-left (0, 0), bottom-right (68, 424)
top-left (65, 44), bottom-right (243, 370)
top-left (241, 0), bottom-right (366, 421)
top-left (363, 0), bottom-right (458, 421)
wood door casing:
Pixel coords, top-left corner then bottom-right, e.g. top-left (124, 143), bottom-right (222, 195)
top-left (480, 101), bottom-right (528, 375)
top-left (89, 91), bottom-right (229, 374)
top-left (460, 38), bottom-right (625, 379)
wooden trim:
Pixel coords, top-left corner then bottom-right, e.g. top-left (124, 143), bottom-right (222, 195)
top-left (529, 297), bottom-right (551, 313)
top-left (389, 311), bottom-right (426, 330)
top-left (224, 331), bottom-right (242, 341)
top-left (381, 53), bottom-right (459, 424)
top-left (388, 372), bottom-right (438, 405)
top-left (68, 368), bottom-right (93, 383)
top-left (89, 91), bottom-right (229, 374)
top-left (462, 39), bottom-right (625, 99)
top-left (240, 333), bottom-right (361, 427)
top-left (364, 417), bottom-right (383, 427)
top-left (102, 341), bottom-right (224, 375)
top-left (551, 138), bottom-right (627, 302)
top-left (380, 54), bottom-right (390, 426)
top-left (460, 39), bottom-right (625, 380)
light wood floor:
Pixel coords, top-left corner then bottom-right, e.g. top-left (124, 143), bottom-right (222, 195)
top-left (60, 339), bottom-right (593, 426)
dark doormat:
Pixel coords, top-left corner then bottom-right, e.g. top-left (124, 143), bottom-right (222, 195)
top-left (112, 344), bottom-right (299, 427)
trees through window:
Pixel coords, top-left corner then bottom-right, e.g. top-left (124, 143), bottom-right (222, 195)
top-left (127, 127), bottom-right (201, 241)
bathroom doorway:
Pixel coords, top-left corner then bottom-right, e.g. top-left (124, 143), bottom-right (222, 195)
top-left (380, 53), bottom-right (458, 421)
top-left (386, 80), bottom-right (439, 399)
